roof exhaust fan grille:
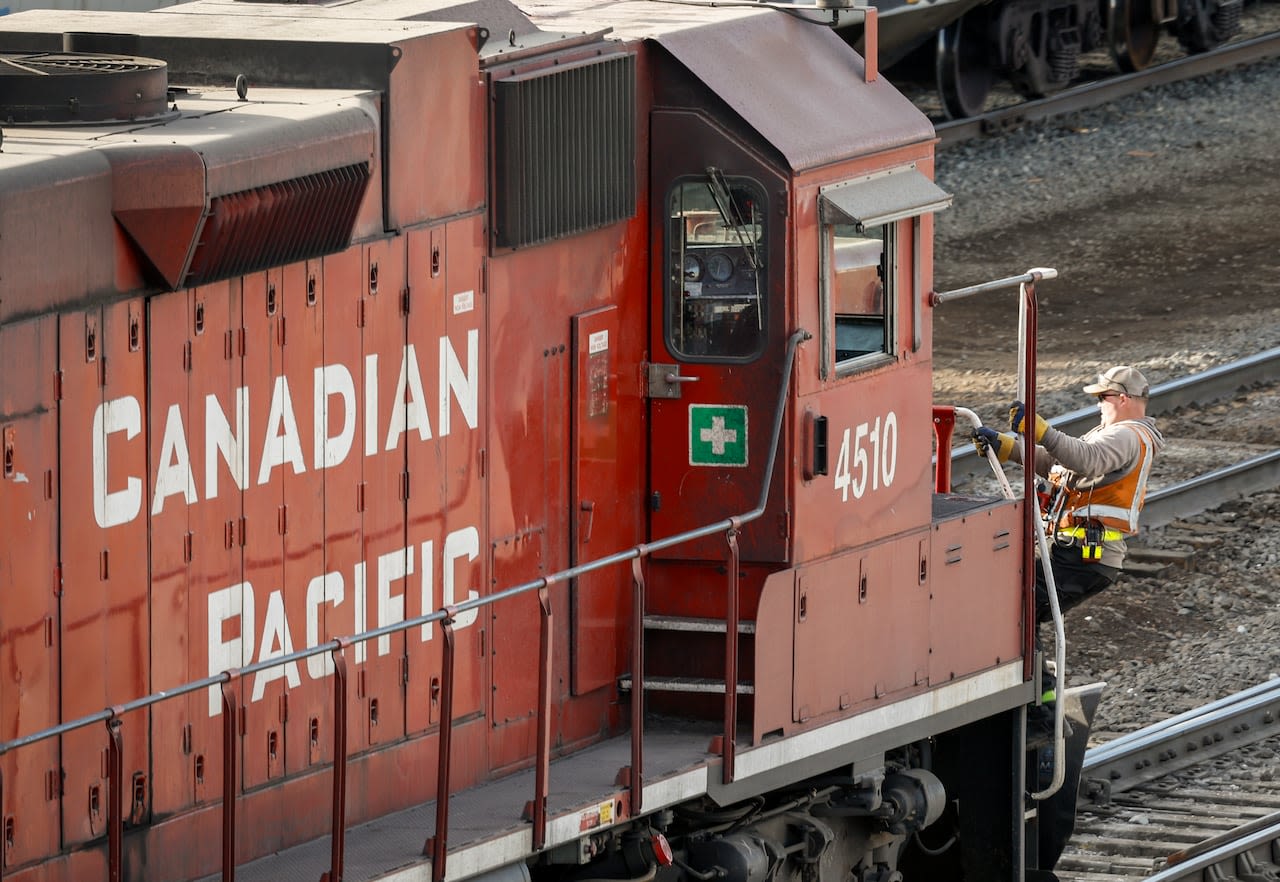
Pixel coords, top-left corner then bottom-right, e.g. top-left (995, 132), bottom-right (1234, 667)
top-left (1, 50), bottom-right (172, 125)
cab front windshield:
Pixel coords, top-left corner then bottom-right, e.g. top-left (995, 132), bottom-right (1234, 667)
top-left (666, 173), bottom-right (766, 361)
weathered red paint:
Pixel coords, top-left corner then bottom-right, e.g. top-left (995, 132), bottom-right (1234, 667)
top-left (0, 1), bottom-right (1040, 879)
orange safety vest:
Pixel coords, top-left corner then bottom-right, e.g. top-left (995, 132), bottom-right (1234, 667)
top-left (1049, 422), bottom-right (1158, 536)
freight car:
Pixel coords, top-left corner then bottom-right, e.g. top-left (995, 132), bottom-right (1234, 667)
top-left (833, 0), bottom-right (1243, 118)
top-left (0, 1), bottom-right (1083, 880)
top-left (930, 0), bottom-right (1243, 117)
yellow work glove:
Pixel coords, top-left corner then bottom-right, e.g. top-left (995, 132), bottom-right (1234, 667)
top-left (1009, 401), bottom-right (1048, 442)
top-left (973, 427), bottom-right (1015, 463)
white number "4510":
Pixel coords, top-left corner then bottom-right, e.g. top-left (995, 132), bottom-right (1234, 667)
top-left (834, 413), bottom-right (898, 502)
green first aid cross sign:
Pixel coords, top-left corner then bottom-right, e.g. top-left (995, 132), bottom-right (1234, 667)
top-left (689, 404), bottom-right (748, 467)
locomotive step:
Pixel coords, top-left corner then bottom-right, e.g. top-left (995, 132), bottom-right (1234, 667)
top-left (618, 675), bottom-right (755, 694)
top-left (643, 614), bottom-right (756, 634)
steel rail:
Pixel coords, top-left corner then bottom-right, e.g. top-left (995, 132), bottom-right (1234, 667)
top-left (1142, 449), bottom-right (1280, 528)
top-left (934, 31), bottom-right (1280, 147)
top-left (1162, 809), bottom-right (1280, 871)
top-left (1078, 678), bottom-right (1280, 808)
top-left (1072, 681), bottom-right (1280, 880)
top-left (1144, 816), bottom-right (1280, 881)
top-left (945, 346), bottom-right (1280, 485)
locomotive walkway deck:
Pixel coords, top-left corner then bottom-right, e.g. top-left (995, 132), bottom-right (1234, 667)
top-left (202, 726), bottom-right (720, 882)
top-left (204, 660), bottom-right (1026, 882)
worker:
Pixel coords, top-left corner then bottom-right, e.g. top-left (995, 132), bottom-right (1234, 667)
top-left (974, 365), bottom-right (1166, 729)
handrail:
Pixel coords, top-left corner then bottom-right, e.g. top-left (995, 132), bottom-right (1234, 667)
top-left (0, 328), bottom-right (811, 882)
top-left (931, 269), bottom-right (1068, 797)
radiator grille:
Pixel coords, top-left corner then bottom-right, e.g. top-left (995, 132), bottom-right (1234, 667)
top-left (494, 53), bottom-right (636, 249)
top-left (184, 162), bottom-right (371, 287)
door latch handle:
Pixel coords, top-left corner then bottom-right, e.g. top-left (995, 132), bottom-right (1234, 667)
top-left (647, 363), bottom-right (699, 399)
top-left (579, 500), bottom-right (595, 544)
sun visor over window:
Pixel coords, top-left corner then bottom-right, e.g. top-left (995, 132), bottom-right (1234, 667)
top-left (820, 169), bottom-right (952, 229)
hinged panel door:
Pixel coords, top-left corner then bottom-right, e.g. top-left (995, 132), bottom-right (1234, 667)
top-left (318, 249), bottom-right (366, 769)
top-left (569, 306), bottom-right (626, 695)
top-left (403, 219), bottom-right (487, 736)
top-left (148, 288), bottom-right (194, 822)
top-left (59, 300), bottom-right (150, 847)
top-left (280, 260), bottom-right (332, 790)
top-left (356, 238), bottom-right (410, 750)
top-left (646, 109), bottom-right (790, 564)
top-left (182, 281), bottom-right (245, 815)
top-left (0, 314), bottom-right (61, 865)
top-left (434, 217), bottom-right (487, 725)
top-left (792, 531), bottom-right (931, 723)
top-left (239, 270), bottom-right (289, 797)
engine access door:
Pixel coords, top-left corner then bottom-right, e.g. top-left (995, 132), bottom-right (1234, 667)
top-left (648, 110), bottom-right (788, 562)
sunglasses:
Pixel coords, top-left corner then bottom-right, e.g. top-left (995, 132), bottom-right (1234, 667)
top-left (1097, 391), bottom-right (1123, 401)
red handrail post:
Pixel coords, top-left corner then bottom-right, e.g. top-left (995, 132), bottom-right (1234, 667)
top-left (532, 587), bottom-right (554, 850)
top-left (321, 645), bottom-right (351, 882)
top-left (629, 556), bottom-right (646, 814)
top-left (863, 7), bottom-right (878, 83)
top-left (1021, 282), bottom-right (1039, 682)
top-left (932, 406), bottom-right (957, 493)
top-left (431, 615), bottom-right (458, 882)
top-left (220, 677), bottom-right (240, 882)
top-left (106, 714), bottom-right (124, 882)
top-left (723, 529), bottom-right (740, 785)
top-left (0, 767), bottom-right (5, 882)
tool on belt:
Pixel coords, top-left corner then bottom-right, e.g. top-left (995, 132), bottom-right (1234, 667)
top-left (1056, 523), bottom-right (1123, 559)
top-left (1039, 482), bottom-right (1121, 560)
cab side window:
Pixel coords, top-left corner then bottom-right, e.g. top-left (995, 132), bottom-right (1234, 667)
top-left (827, 222), bottom-right (893, 371)
top-left (818, 168), bottom-right (951, 378)
top-left (666, 175), bottom-right (767, 362)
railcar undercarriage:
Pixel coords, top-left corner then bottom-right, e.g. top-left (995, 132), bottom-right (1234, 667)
top-left (929, 0), bottom-right (1241, 118)
top-left (539, 749), bottom-right (952, 882)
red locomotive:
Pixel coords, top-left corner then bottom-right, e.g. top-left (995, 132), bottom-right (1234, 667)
top-left (0, 1), bottom-right (1077, 880)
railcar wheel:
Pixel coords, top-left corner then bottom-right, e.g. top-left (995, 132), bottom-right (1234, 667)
top-left (937, 16), bottom-right (995, 120)
top-left (1108, 0), bottom-right (1161, 71)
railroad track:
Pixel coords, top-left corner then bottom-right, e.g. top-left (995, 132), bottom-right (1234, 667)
top-left (1058, 680), bottom-right (1280, 881)
top-left (931, 29), bottom-right (1280, 147)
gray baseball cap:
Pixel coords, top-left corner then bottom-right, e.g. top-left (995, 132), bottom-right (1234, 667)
top-left (1083, 365), bottom-right (1150, 398)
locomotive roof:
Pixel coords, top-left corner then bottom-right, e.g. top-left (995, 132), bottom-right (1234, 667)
top-left (520, 0), bottom-right (938, 171)
top-left (0, 9), bottom-right (472, 79)
top-left (151, 0), bottom-right (544, 39)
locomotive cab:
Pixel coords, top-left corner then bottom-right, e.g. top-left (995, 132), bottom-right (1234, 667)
top-left (628, 16), bottom-right (1040, 879)
top-left (638, 11), bottom-right (1028, 736)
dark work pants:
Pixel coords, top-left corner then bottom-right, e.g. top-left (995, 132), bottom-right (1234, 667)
top-left (1034, 542), bottom-right (1121, 624)
top-left (1034, 543), bottom-right (1118, 874)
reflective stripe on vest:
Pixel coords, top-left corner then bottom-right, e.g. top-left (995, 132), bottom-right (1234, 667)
top-left (1055, 422), bottom-right (1157, 535)
top-left (1058, 525), bottom-right (1124, 542)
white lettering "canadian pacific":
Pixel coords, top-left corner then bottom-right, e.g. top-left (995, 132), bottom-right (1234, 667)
top-left (92, 330), bottom-right (479, 529)
top-left (206, 528), bottom-right (480, 717)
